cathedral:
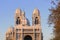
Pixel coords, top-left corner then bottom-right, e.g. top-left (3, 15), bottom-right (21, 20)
top-left (5, 8), bottom-right (43, 40)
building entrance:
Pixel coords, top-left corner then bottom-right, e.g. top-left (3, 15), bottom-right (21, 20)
top-left (24, 35), bottom-right (32, 40)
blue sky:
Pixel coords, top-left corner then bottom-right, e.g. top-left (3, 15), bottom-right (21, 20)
top-left (0, 0), bottom-right (53, 40)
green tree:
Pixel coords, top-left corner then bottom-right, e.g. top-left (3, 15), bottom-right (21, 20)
top-left (48, 0), bottom-right (60, 40)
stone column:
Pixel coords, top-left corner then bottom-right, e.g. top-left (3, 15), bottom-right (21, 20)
top-left (33, 26), bottom-right (35, 40)
top-left (21, 27), bottom-right (23, 40)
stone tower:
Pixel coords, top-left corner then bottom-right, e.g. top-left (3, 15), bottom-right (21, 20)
top-left (32, 8), bottom-right (40, 25)
top-left (5, 8), bottom-right (43, 40)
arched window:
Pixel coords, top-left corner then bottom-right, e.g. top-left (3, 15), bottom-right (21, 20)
top-left (16, 17), bottom-right (20, 25)
top-left (35, 17), bottom-right (39, 24)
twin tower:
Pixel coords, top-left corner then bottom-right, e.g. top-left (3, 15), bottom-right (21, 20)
top-left (15, 8), bottom-right (40, 26)
top-left (5, 8), bottom-right (43, 40)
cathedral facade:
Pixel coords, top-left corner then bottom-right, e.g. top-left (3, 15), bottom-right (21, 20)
top-left (5, 8), bottom-right (43, 40)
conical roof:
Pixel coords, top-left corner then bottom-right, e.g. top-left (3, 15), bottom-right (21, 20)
top-left (15, 8), bottom-right (22, 13)
top-left (33, 8), bottom-right (40, 14)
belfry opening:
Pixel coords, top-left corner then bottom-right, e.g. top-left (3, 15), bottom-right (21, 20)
top-left (16, 17), bottom-right (20, 25)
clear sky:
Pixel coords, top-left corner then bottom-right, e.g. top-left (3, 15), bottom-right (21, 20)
top-left (0, 0), bottom-right (53, 40)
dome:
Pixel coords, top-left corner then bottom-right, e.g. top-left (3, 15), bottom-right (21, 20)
top-left (21, 18), bottom-right (27, 25)
top-left (15, 8), bottom-right (22, 13)
top-left (6, 27), bottom-right (14, 34)
top-left (33, 8), bottom-right (40, 14)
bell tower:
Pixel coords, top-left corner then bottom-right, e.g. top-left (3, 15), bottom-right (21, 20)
top-left (32, 8), bottom-right (40, 25)
top-left (15, 8), bottom-right (22, 25)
